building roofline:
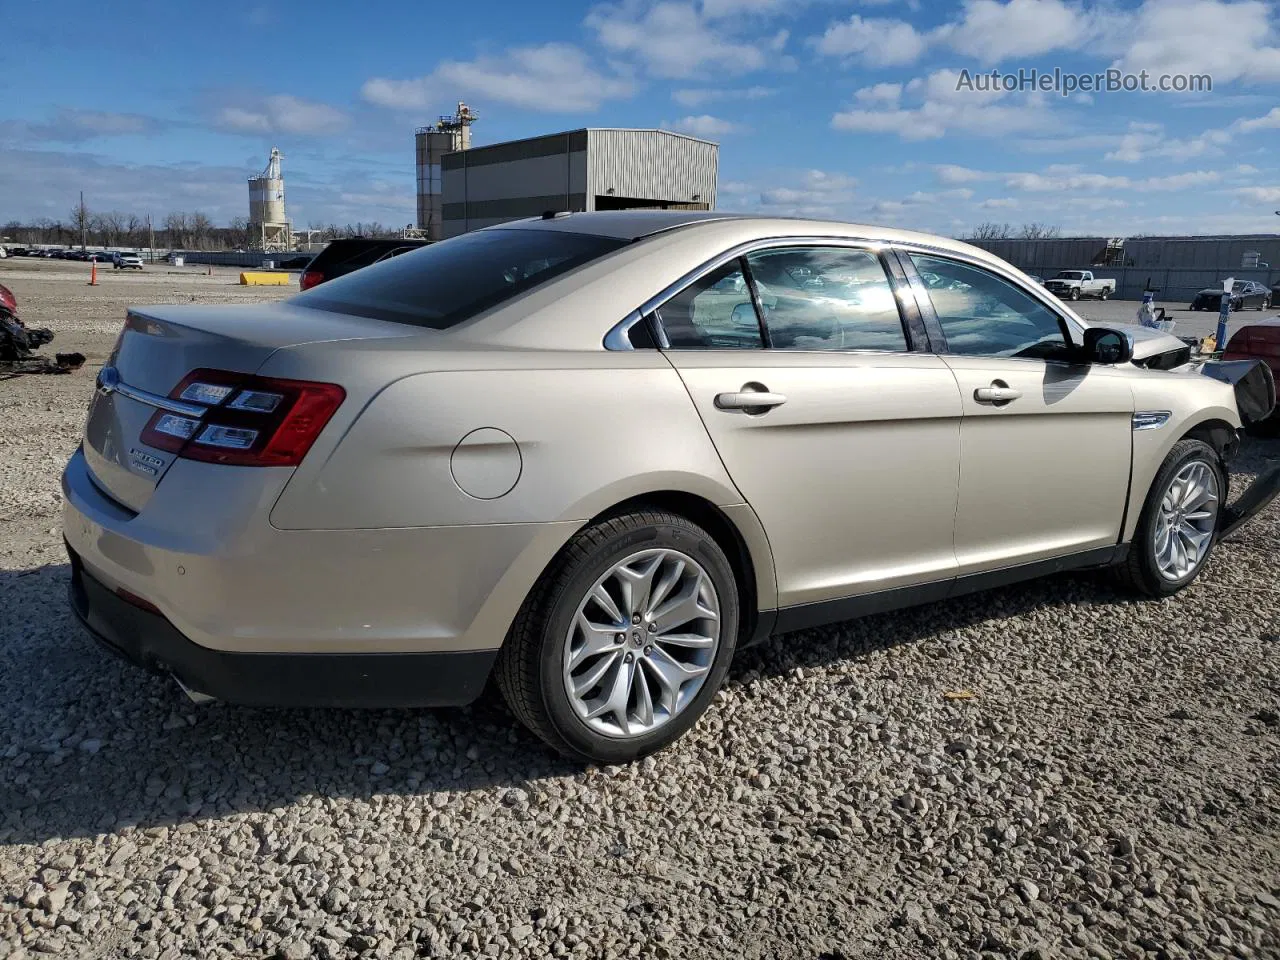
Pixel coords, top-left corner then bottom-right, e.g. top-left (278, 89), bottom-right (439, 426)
top-left (435, 126), bottom-right (719, 157)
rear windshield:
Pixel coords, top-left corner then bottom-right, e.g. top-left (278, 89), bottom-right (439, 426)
top-left (293, 229), bottom-right (629, 329)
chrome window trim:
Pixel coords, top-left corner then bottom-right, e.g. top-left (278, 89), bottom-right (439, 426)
top-left (891, 242), bottom-right (1087, 345)
top-left (605, 235), bottom-right (897, 352)
top-left (603, 310), bottom-right (650, 351)
top-left (604, 233), bottom-right (1084, 351)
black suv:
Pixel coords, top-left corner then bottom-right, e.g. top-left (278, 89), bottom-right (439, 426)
top-left (299, 237), bottom-right (428, 291)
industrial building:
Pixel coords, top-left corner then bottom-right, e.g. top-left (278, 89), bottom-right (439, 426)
top-left (415, 105), bottom-right (719, 240)
top-left (247, 148), bottom-right (291, 252)
top-left (970, 234), bottom-right (1280, 302)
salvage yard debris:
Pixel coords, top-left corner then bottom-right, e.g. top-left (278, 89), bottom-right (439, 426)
top-left (0, 282), bottom-right (85, 376)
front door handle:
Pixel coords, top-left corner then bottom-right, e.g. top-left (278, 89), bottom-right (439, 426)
top-left (974, 382), bottom-right (1022, 405)
top-left (715, 386), bottom-right (787, 412)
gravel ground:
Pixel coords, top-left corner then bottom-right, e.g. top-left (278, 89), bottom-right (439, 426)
top-left (1, 261), bottom-right (1278, 960)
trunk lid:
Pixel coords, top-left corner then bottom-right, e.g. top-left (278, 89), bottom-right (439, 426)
top-left (83, 302), bottom-right (412, 512)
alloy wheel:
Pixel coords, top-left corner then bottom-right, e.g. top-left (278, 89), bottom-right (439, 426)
top-left (1153, 461), bottom-right (1219, 581)
top-left (562, 548), bottom-right (720, 739)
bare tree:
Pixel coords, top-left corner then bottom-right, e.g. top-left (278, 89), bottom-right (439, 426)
top-left (1019, 222), bottom-right (1062, 239)
top-left (94, 211), bottom-right (127, 247)
top-left (163, 212), bottom-right (189, 249)
top-left (189, 212), bottom-right (213, 250)
top-left (70, 197), bottom-right (92, 249)
top-left (227, 216), bottom-right (249, 249)
top-left (124, 214), bottom-right (144, 247)
top-left (968, 221), bottom-right (1013, 240)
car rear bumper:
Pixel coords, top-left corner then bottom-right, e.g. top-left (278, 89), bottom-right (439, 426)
top-left (61, 445), bottom-right (580, 658)
top-left (67, 546), bottom-right (496, 706)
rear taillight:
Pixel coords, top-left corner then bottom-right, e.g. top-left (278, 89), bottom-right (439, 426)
top-left (140, 369), bottom-right (345, 467)
top-left (300, 269), bottom-right (324, 291)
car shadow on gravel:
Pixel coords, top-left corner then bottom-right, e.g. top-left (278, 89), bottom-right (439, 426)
top-left (0, 559), bottom-right (1131, 847)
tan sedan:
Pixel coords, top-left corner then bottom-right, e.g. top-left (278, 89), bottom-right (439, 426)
top-left (63, 213), bottom-right (1279, 762)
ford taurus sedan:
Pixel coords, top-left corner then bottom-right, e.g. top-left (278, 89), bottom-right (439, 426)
top-left (63, 212), bottom-right (1280, 763)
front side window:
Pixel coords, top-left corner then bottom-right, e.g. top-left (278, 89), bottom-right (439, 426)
top-left (744, 247), bottom-right (907, 351)
top-left (909, 254), bottom-right (1071, 360)
top-left (294, 229), bottom-right (627, 329)
top-left (658, 260), bottom-right (763, 349)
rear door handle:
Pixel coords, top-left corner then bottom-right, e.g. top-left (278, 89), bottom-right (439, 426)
top-left (715, 389), bottom-right (787, 412)
top-left (974, 384), bottom-right (1022, 404)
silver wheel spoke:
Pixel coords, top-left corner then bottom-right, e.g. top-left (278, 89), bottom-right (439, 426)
top-left (1153, 460), bottom-right (1219, 582)
top-left (567, 613), bottom-right (625, 671)
top-left (617, 554), bottom-right (662, 621)
top-left (589, 583), bottom-right (625, 625)
top-left (562, 547), bottom-right (721, 740)
top-left (573, 649), bottom-right (621, 699)
top-left (650, 578), bottom-right (717, 636)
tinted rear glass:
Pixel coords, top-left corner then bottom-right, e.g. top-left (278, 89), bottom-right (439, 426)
top-left (294, 229), bottom-right (628, 329)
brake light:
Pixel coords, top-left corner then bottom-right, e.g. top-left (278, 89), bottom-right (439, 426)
top-left (140, 369), bottom-right (345, 467)
top-left (300, 269), bottom-right (324, 291)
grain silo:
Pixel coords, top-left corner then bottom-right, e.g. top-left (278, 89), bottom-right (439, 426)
top-left (248, 147), bottom-right (292, 252)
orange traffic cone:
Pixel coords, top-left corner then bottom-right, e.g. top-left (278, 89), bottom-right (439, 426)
top-left (88, 261), bottom-right (98, 286)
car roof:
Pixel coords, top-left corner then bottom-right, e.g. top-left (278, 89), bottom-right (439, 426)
top-left (489, 210), bottom-right (1000, 262)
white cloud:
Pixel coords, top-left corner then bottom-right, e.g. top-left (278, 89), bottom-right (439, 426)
top-left (833, 70), bottom-right (1056, 140)
top-left (938, 0), bottom-right (1119, 64)
top-left (671, 85), bottom-right (775, 107)
top-left (1115, 0), bottom-right (1280, 85)
top-left (587, 1), bottom-right (772, 78)
top-left (663, 115), bottom-right (747, 136)
top-left (215, 95), bottom-right (348, 136)
top-left (7, 109), bottom-right (162, 143)
top-left (362, 44), bottom-right (633, 113)
top-left (814, 15), bottom-right (928, 67)
top-left (1001, 166), bottom-right (1222, 193)
top-left (935, 164), bottom-right (991, 184)
top-left (757, 169), bottom-right (858, 216)
top-left (1235, 186), bottom-right (1280, 204)
top-left (854, 83), bottom-right (903, 106)
top-left (979, 197), bottom-right (1019, 209)
top-left (1235, 106), bottom-right (1280, 132)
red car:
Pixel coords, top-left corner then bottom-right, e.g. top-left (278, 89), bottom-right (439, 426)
top-left (1224, 320), bottom-right (1280, 432)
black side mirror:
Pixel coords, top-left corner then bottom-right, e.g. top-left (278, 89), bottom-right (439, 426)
top-left (1083, 327), bottom-right (1133, 365)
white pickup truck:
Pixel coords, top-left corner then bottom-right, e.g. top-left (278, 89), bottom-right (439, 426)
top-left (1043, 270), bottom-right (1115, 301)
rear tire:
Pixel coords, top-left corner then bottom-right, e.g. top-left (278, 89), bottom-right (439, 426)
top-left (495, 510), bottom-right (739, 763)
top-left (1099, 287), bottom-right (1111, 301)
top-left (1112, 439), bottom-right (1226, 598)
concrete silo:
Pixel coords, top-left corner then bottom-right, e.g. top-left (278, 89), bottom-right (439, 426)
top-left (248, 147), bottom-right (292, 252)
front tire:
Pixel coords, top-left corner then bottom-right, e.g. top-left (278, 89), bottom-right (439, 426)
top-left (1070, 287), bottom-right (1081, 301)
top-left (1112, 439), bottom-right (1225, 597)
top-left (495, 510), bottom-right (740, 763)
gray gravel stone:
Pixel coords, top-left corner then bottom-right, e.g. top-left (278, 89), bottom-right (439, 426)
top-left (1, 270), bottom-right (1279, 959)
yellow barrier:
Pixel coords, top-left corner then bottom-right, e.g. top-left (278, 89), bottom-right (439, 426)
top-left (239, 272), bottom-right (292, 286)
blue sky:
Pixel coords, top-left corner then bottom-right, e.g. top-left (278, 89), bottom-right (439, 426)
top-left (2, 0), bottom-right (1278, 237)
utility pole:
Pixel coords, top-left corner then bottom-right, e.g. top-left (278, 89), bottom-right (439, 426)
top-left (80, 191), bottom-right (86, 250)
top-left (148, 214), bottom-right (154, 263)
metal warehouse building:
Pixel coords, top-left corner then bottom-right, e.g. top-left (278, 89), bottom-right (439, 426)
top-left (970, 234), bottom-right (1280, 301)
top-left (433, 128), bottom-right (719, 239)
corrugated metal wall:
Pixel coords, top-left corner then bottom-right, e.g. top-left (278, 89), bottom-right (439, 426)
top-left (1123, 237), bottom-right (1280, 270)
top-left (968, 238), bottom-right (1111, 269)
top-left (586, 130), bottom-right (718, 209)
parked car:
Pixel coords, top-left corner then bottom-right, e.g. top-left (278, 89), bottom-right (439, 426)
top-left (1043, 270), bottom-right (1115, 301)
top-left (1191, 280), bottom-right (1272, 312)
top-left (114, 253), bottom-right (144, 270)
top-left (8, 246), bottom-right (30, 257)
top-left (1027, 274), bottom-right (1045, 285)
top-left (63, 212), bottom-right (1280, 763)
top-left (299, 236), bottom-right (429, 290)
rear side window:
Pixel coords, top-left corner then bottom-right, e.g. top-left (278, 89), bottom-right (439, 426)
top-left (658, 260), bottom-right (764, 349)
top-left (295, 230), bottom-right (627, 329)
top-left (745, 247), bottom-right (907, 352)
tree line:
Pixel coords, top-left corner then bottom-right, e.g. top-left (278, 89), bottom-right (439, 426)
top-left (966, 222), bottom-right (1063, 241)
top-left (2, 202), bottom-right (405, 251)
